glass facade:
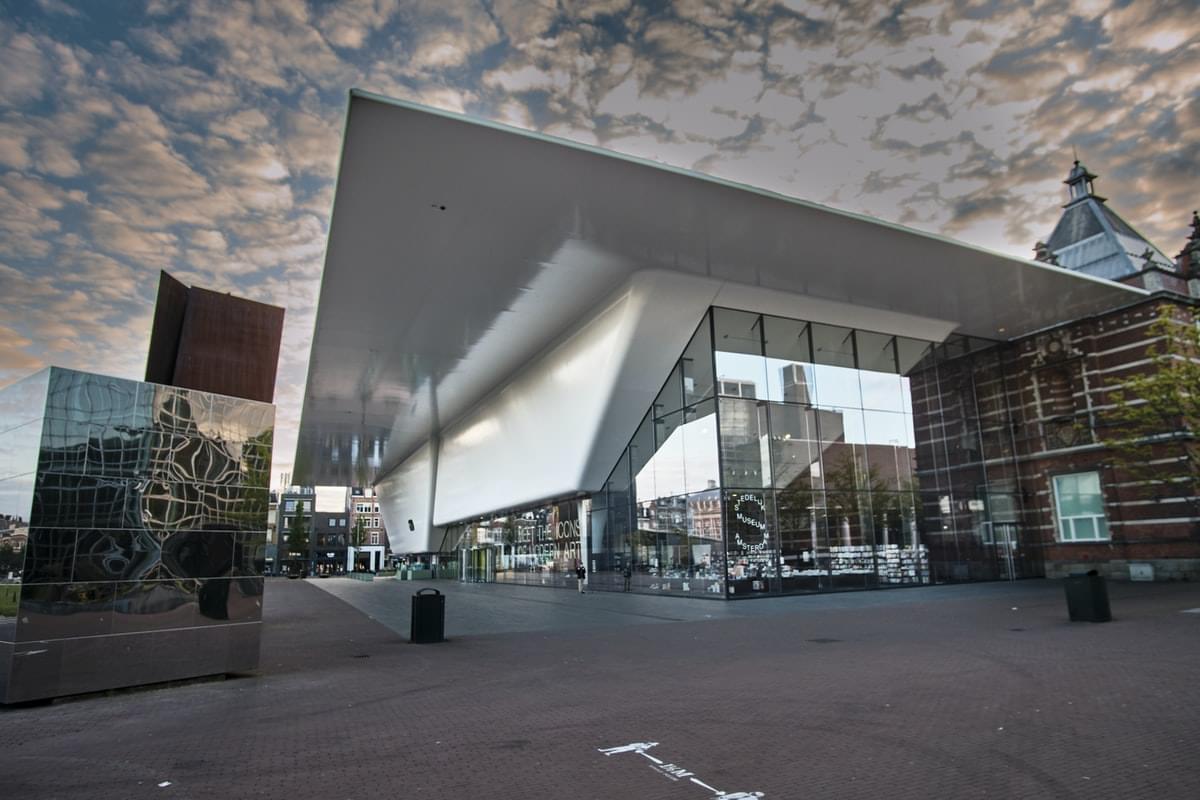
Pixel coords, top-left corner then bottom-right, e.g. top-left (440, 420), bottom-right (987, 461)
top-left (454, 501), bottom-right (583, 588)
top-left (447, 307), bottom-right (1039, 600)
top-left (586, 308), bottom-right (933, 598)
top-left (0, 367), bottom-right (273, 703)
top-left (907, 340), bottom-right (1041, 582)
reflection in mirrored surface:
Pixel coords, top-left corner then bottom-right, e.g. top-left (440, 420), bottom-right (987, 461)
top-left (0, 367), bottom-right (272, 701)
top-left (113, 579), bottom-right (200, 632)
top-left (768, 404), bottom-right (821, 492)
top-left (20, 529), bottom-right (76, 584)
top-left (680, 400), bottom-right (719, 494)
top-left (160, 530), bottom-right (235, 579)
top-left (681, 317), bottom-right (714, 406)
top-left (583, 308), bottom-right (954, 598)
top-left (855, 331), bottom-right (897, 374)
top-left (859, 370), bottom-right (906, 413)
top-left (719, 398), bottom-right (772, 489)
top-left (73, 529), bottom-right (161, 581)
top-left (16, 581), bottom-right (115, 642)
top-left (810, 323), bottom-right (856, 368)
top-left (651, 410), bottom-right (686, 499)
top-left (813, 364), bottom-right (862, 408)
top-left (32, 474), bottom-right (140, 530)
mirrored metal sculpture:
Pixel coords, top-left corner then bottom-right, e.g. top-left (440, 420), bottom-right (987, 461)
top-left (0, 368), bottom-right (272, 703)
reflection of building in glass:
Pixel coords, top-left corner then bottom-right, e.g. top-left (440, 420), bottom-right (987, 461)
top-left (296, 95), bottom-right (1199, 600)
top-left (434, 308), bottom-right (932, 599)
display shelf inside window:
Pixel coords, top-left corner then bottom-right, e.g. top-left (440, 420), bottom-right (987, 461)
top-left (828, 545), bottom-right (877, 575)
top-left (874, 543), bottom-right (930, 583)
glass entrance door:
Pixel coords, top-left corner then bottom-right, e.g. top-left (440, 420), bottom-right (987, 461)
top-left (463, 546), bottom-right (496, 583)
top-left (994, 523), bottom-right (1019, 581)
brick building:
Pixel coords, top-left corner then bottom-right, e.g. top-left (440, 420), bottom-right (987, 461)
top-left (910, 163), bottom-right (1200, 582)
top-left (349, 488), bottom-right (386, 547)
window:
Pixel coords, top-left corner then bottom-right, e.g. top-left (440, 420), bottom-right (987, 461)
top-left (1052, 472), bottom-right (1109, 541)
top-left (328, 519), bottom-right (336, 527)
top-left (284, 500), bottom-right (296, 512)
top-left (372, 517), bottom-right (379, 527)
top-left (370, 532), bottom-right (380, 545)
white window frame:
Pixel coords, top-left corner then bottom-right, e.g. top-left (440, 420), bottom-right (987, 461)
top-left (1052, 471), bottom-right (1110, 542)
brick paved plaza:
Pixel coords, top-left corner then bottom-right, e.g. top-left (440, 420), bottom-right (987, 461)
top-left (2, 577), bottom-right (1198, 799)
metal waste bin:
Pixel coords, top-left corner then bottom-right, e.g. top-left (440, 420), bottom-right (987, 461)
top-left (411, 587), bottom-right (445, 643)
top-left (1064, 570), bottom-right (1111, 622)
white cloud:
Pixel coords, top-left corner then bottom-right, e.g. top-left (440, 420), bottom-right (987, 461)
top-left (0, 29), bottom-right (51, 104)
top-left (2, 0), bottom-right (1197, 491)
top-left (320, 0), bottom-right (401, 49)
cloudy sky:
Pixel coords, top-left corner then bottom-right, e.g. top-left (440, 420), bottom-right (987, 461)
top-left (1, 0), bottom-right (1197, 488)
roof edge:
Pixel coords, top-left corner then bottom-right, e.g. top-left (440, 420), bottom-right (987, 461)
top-left (345, 89), bottom-right (1146, 300)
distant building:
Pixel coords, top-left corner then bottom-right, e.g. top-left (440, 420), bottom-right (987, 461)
top-left (349, 487), bottom-right (387, 548)
top-left (264, 490), bottom-right (279, 574)
top-left (313, 503), bottom-right (350, 576)
top-left (276, 487), bottom-right (315, 575)
top-left (274, 486), bottom-right (357, 575)
top-left (0, 515), bottom-right (27, 575)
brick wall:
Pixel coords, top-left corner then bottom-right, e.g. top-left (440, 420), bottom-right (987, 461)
top-left (910, 295), bottom-right (1200, 582)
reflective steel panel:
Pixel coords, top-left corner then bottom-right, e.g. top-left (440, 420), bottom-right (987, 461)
top-left (0, 367), bottom-right (273, 703)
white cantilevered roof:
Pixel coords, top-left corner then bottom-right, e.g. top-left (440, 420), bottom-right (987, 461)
top-left (295, 90), bottom-right (1144, 487)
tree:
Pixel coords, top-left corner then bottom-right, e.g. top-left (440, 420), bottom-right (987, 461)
top-left (1104, 302), bottom-right (1200, 508)
top-left (351, 517), bottom-right (368, 548)
top-left (0, 542), bottom-right (17, 574)
top-left (287, 515), bottom-right (311, 572)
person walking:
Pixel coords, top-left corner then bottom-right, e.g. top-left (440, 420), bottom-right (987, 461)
top-left (576, 563), bottom-right (586, 593)
top-left (622, 564), bottom-right (631, 592)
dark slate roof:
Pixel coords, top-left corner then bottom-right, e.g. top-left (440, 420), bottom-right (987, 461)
top-left (1098, 203), bottom-right (1143, 240)
top-left (1046, 202), bottom-right (1104, 251)
top-left (1044, 167), bottom-right (1173, 279)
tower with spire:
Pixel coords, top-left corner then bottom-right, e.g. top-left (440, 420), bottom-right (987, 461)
top-left (1176, 210), bottom-right (1200, 280)
top-left (1033, 159), bottom-right (1179, 289)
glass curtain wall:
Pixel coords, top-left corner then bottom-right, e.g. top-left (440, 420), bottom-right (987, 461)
top-left (589, 314), bottom-right (724, 597)
top-left (907, 338), bottom-right (1041, 582)
top-left (713, 309), bottom-right (929, 596)
top-left (454, 307), bottom-right (1027, 599)
top-left (459, 501), bottom-right (582, 589)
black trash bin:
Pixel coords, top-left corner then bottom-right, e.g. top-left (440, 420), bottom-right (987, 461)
top-left (411, 587), bottom-right (445, 643)
top-left (1064, 569), bottom-right (1112, 622)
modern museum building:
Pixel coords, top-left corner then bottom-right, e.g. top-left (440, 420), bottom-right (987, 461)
top-left (295, 91), bottom-right (1165, 599)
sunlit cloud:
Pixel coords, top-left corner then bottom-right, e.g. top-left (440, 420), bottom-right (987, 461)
top-left (0, 0), bottom-right (1196, 487)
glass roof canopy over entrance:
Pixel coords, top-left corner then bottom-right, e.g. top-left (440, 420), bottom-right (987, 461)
top-left (296, 90), bottom-right (1144, 490)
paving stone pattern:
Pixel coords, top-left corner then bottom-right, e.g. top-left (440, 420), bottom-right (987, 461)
top-left (1, 577), bottom-right (1198, 799)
